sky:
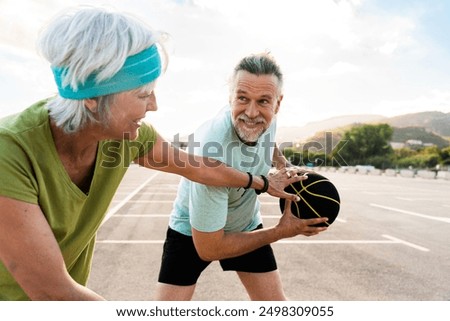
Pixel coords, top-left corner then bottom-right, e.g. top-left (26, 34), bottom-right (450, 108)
top-left (1, 0), bottom-right (449, 139)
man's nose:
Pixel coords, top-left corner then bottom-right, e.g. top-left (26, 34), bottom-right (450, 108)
top-left (244, 101), bottom-right (259, 118)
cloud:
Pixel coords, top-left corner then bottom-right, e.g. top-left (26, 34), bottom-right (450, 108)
top-left (0, 44), bottom-right (54, 117)
top-left (0, 0), bottom-right (64, 50)
top-left (0, 0), bottom-right (449, 136)
top-left (377, 89), bottom-right (450, 117)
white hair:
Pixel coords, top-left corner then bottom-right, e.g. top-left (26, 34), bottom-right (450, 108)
top-left (37, 5), bottom-right (168, 133)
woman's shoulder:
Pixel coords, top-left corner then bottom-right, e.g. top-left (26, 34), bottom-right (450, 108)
top-left (0, 99), bottom-right (50, 135)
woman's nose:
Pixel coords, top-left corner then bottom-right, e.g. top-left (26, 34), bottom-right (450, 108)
top-left (146, 92), bottom-right (158, 112)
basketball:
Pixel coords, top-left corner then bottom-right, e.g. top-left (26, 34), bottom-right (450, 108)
top-left (279, 172), bottom-right (340, 227)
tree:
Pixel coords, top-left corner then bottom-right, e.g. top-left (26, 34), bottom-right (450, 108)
top-left (440, 147), bottom-right (450, 165)
top-left (331, 124), bottom-right (394, 166)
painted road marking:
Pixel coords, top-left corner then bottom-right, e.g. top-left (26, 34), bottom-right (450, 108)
top-left (275, 235), bottom-right (429, 252)
top-left (114, 192), bottom-right (177, 195)
top-left (103, 172), bottom-right (160, 225)
top-left (108, 214), bottom-right (347, 223)
top-left (382, 234), bottom-right (429, 252)
top-left (370, 203), bottom-right (450, 224)
top-left (110, 200), bottom-right (174, 203)
top-left (97, 240), bottom-right (164, 244)
top-left (395, 197), bottom-right (434, 201)
top-left (112, 214), bottom-right (170, 218)
top-left (96, 234), bottom-right (429, 251)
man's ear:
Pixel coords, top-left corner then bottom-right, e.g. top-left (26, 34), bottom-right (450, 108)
top-left (84, 98), bottom-right (98, 112)
top-left (274, 95), bottom-right (283, 114)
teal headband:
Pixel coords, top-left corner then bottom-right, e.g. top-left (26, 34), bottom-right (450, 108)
top-left (51, 45), bottom-right (161, 100)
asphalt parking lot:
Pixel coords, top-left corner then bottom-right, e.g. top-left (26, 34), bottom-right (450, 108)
top-left (88, 165), bottom-right (450, 301)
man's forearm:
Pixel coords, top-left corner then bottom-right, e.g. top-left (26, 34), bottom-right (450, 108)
top-left (193, 227), bottom-right (281, 262)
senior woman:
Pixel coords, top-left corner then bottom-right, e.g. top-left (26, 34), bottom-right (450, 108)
top-left (0, 6), bottom-right (303, 300)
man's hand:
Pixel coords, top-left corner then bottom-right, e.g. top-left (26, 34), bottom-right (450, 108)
top-left (276, 199), bottom-right (328, 238)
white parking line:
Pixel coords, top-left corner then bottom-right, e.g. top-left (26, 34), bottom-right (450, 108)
top-left (271, 235), bottom-right (429, 252)
top-left (395, 197), bottom-right (415, 201)
top-left (261, 215), bottom-right (346, 223)
top-left (382, 234), bottom-right (429, 252)
top-left (112, 214), bottom-right (170, 218)
top-left (274, 239), bottom-right (393, 244)
top-left (97, 234), bottom-right (429, 251)
top-left (395, 197), bottom-right (434, 201)
top-left (362, 191), bottom-right (380, 195)
top-left (370, 203), bottom-right (450, 224)
top-left (108, 214), bottom-right (348, 223)
top-left (110, 200), bottom-right (174, 204)
top-left (97, 240), bottom-right (164, 244)
top-left (268, 235), bottom-right (430, 252)
top-left (103, 172), bottom-right (159, 224)
top-left (110, 198), bottom-right (274, 205)
top-left (113, 192), bottom-right (177, 196)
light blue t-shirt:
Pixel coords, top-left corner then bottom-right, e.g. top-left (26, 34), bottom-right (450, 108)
top-left (169, 105), bottom-right (276, 236)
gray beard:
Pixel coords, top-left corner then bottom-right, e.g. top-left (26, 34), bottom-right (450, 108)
top-left (233, 122), bottom-right (266, 143)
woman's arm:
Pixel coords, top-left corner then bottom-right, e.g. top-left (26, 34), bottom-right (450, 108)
top-left (272, 143), bottom-right (290, 169)
top-left (0, 196), bottom-right (104, 300)
top-left (136, 134), bottom-right (304, 201)
top-left (272, 143), bottom-right (313, 176)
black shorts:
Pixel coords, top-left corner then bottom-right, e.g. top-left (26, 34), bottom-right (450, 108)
top-left (157, 224), bottom-right (278, 286)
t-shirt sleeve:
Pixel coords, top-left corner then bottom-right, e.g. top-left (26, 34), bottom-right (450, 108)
top-left (188, 115), bottom-right (231, 232)
top-left (0, 134), bottom-right (38, 204)
top-left (189, 181), bottom-right (229, 233)
top-left (134, 121), bottom-right (157, 159)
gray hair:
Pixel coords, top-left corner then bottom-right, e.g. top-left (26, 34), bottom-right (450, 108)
top-left (37, 5), bottom-right (168, 133)
top-left (230, 52), bottom-right (283, 95)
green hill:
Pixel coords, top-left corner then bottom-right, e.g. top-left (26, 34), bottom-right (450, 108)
top-left (298, 125), bottom-right (449, 153)
top-left (391, 127), bottom-right (449, 148)
top-left (277, 111), bottom-right (450, 148)
top-left (384, 111), bottom-right (450, 137)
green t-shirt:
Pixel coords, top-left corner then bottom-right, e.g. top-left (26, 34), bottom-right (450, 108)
top-left (0, 100), bottom-right (157, 300)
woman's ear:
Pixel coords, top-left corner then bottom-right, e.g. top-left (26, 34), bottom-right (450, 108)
top-left (84, 98), bottom-right (98, 112)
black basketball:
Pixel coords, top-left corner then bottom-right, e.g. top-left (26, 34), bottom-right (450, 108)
top-left (279, 173), bottom-right (340, 227)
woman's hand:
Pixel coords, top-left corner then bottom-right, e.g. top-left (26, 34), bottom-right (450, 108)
top-left (266, 167), bottom-right (309, 201)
